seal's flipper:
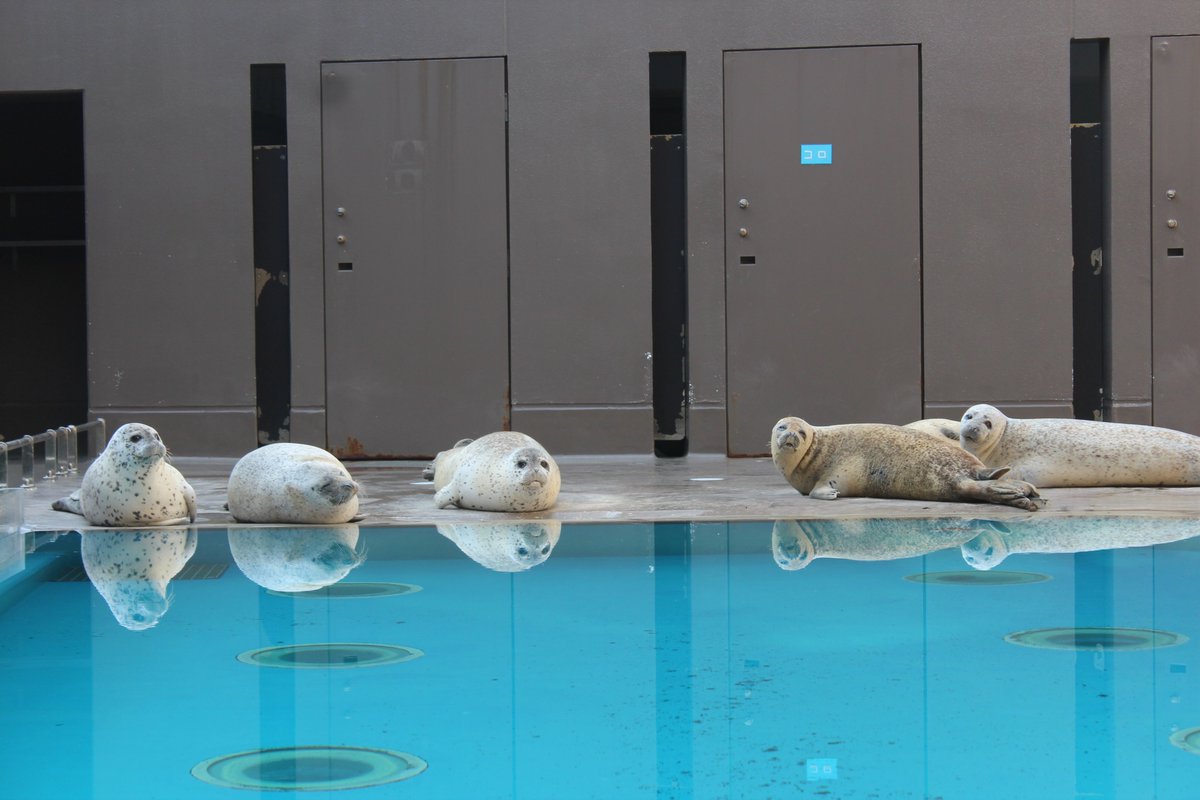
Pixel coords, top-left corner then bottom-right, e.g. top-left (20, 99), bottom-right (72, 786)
top-left (421, 463), bottom-right (436, 481)
top-left (434, 483), bottom-right (460, 509)
top-left (52, 490), bottom-right (84, 516)
top-left (973, 465), bottom-right (1012, 481)
top-left (183, 483), bottom-right (198, 523)
top-left (977, 479), bottom-right (1044, 511)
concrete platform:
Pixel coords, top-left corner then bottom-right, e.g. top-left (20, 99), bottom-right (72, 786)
top-left (16, 454), bottom-right (1200, 531)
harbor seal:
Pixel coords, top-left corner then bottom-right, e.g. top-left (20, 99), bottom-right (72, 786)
top-left (227, 525), bottom-right (365, 592)
top-left (902, 418), bottom-right (962, 446)
top-left (770, 416), bottom-right (1043, 511)
top-left (436, 520), bottom-right (561, 571)
top-left (959, 403), bottom-right (1200, 487)
top-left (227, 443), bottom-right (360, 524)
top-left (59, 423), bottom-right (196, 526)
top-left (426, 432), bottom-right (561, 512)
top-left (80, 527), bottom-right (197, 630)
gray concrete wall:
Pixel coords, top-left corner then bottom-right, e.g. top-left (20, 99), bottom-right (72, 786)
top-left (2, 0), bottom-right (1197, 456)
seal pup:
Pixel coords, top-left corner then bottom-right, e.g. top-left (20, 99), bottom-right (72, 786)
top-left (436, 520), bottom-right (562, 571)
top-left (770, 416), bottom-right (1043, 511)
top-left (959, 403), bottom-right (1200, 487)
top-left (227, 443), bottom-right (360, 524)
top-left (227, 525), bottom-right (365, 592)
top-left (902, 418), bottom-right (963, 446)
top-left (427, 432), bottom-right (561, 512)
top-left (56, 423), bottom-right (196, 526)
top-left (80, 527), bottom-right (197, 630)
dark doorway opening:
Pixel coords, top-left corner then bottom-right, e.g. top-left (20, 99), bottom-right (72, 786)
top-left (251, 64), bottom-right (292, 444)
top-left (1070, 40), bottom-right (1108, 421)
top-left (0, 92), bottom-right (87, 438)
top-left (650, 52), bottom-right (688, 457)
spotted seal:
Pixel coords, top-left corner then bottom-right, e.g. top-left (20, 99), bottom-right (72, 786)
top-left (961, 516), bottom-right (1200, 570)
top-left (226, 443), bottom-right (360, 524)
top-left (770, 416), bottom-right (1043, 511)
top-left (959, 403), bottom-right (1200, 487)
top-left (80, 527), bottom-right (197, 630)
top-left (771, 518), bottom-right (986, 571)
top-left (55, 423), bottom-right (197, 526)
top-left (436, 520), bottom-right (562, 571)
top-left (426, 432), bottom-right (561, 512)
top-left (227, 525), bottom-right (365, 592)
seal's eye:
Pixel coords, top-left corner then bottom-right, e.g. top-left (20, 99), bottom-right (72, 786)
top-left (130, 434), bottom-right (143, 443)
top-left (984, 420), bottom-right (993, 430)
top-left (776, 424), bottom-right (787, 431)
top-left (517, 547), bottom-right (529, 556)
top-left (541, 545), bottom-right (551, 555)
top-left (540, 460), bottom-right (549, 469)
top-left (965, 413), bottom-right (973, 420)
top-left (517, 459), bottom-right (528, 468)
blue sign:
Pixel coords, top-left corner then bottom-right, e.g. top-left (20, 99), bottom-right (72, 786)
top-left (801, 144), bottom-right (833, 165)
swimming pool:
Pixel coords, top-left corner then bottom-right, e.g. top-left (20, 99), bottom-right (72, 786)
top-left (2, 516), bottom-right (1199, 799)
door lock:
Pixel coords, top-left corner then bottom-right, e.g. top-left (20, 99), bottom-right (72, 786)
top-left (336, 234), bottom-right (347, 244)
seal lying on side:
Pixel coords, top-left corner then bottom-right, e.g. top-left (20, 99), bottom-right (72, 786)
top-left (770, 416), bottom-right (1042, 511)
top-left (959, 403), bottom-right (1200, 487)
top-left (960, 516), bottom-right (1200, 570)
top-left (902, 418), bottom-right (962, 446)
top-left (54, 423), bottom-right (196, 526)
top-left (81, 528), bottom-right (197, 630)
top-left (227, 443), bottom-right (360, 524)
top-left (771, 517), bottom-right (986, 571)
top-left (426, 432), bottom-right (561, 511)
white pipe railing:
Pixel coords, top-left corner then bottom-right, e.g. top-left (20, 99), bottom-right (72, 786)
top-left (1, 419), bottom-right (106, 489)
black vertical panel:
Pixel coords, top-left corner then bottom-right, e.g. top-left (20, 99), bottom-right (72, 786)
top-left (0, 92), bottom-right (87, 438)
top-left (1070, 41), bottom-right (1107, 422)
top-left (650, 52), bottom-right (688, 456)
top-left (251, 65), bottom-right (291, 444)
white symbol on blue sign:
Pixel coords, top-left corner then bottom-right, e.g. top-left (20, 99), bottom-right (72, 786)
top-left (806, 758), bottom-right (838, 781)
top-left (801, 144), bottom-right (833, 165)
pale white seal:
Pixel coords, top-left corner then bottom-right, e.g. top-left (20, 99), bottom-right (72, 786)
top-left (227, 525), bottom-right (365, 592)
top-left (902, 418), bottom-right (962, 446)
top-left (426, 432), bottom-right (561, 512)
top-left (436, 520), bottom-right (562, 571)
top-left (58, 423), bottom-right (196, 526)
top-left (961, 516), bottom-right (1200, 570)
top-left (80, 527), bottom-right (197, 629)
top-left (959, 403), bottom-right (1200, 487)
top-left (770, 416), bottom-right (1043, 511)
top-left (227, 443), bottom-right (360, 524)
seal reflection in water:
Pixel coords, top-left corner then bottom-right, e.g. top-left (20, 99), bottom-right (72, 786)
top-left (228, 525), bottom-right (365, 592)
top-left (54, 423), bottom-right (196, 526)
top-left (80, 528), bottom-right (197, 630)
top-left (961, 516), bottom-right (1200, 570)
top-left (425, 432), bottom-right (561, 512)
top-left (770, 416), bottom-right (1043, 511)
top-left (771, 518), bottom-right (988, 571)
top-left (960, 403), bottom-right (1200, 488)
top-left (436, 521), bottom-right (562, 572)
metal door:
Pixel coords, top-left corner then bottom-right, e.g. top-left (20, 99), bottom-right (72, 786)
top-left (322, 58), bottom-right (508, 458)
top-left (1152, 37), bottom-right (1200, 434)
top-left (724, 46), bottom-right (922, 455)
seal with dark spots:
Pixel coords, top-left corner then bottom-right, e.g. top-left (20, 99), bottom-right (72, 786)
top-left (770, 416), bottom-right (1043, 511)
top-left (426, 432), bottom-right (560, 512)
top-left (226, 443), bottom-right (361, 524)
top-left (55, 423), bottom-right (196, 526)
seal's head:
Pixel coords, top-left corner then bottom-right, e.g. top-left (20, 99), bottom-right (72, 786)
top-left (106, 423), bottom-right (168, 463)
top-left (770, 417), bottom-right (815, 463)
top-left (437, 521), bottom-right (562, 572)
top-left (316, 475), bottom-right (360, 506)
top-left (510, 447), bottom-right (553, 491)
top-left (771, 519), bottom-right (817, 571)
top-left (961, 530), bottom-right (1010, 570)
top-left (960, 404), bottom-right (1007, 457)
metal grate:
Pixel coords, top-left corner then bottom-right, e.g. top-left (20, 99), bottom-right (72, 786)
top-left (52, 562), bottom-right (228, 582)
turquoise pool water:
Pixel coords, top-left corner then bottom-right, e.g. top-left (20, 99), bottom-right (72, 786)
top-left (2, 516), bottom-right (1199, 799)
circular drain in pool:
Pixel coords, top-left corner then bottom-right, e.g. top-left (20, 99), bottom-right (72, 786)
top-left (1170, 727), bottom-right (1200, 755)
top-left (237, 643), bottom-right (424, 669)
top-left (192, 746), bottom-right (426, 791)
top-left (1004, 627), bottom-right (1188, 651)
top-left (905, 571), bottom-right (1051, 586)
top-left (268, 582), bottom-right (422, 599)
